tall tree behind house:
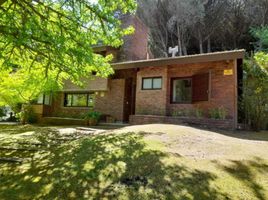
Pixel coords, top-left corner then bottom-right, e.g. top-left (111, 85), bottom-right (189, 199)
top-left (137, 0), bottom-right (268, 57)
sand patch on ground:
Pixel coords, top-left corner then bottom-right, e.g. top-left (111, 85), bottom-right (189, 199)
top-left (115, 124), bottom-right (268, 160)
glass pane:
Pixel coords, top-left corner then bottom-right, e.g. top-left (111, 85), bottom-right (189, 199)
top-left (88, 94), bottom-right (95, 107)
top-left (72, 94), bottom-right (88, 107)
top-left (172, 79), bottom-right (192, 103)
top-left (142, 78), bottom-right (152, 89)
top-left (37, 94), bottom-right (44, 104)
top-left (44, 94), bottom-right (51, 105)
top-left (153, 78), bottom-right (162, 89)
top-left (66, 94), bottom-right (72, 106)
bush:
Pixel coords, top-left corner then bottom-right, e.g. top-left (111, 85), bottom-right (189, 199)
top-left (195, 108), bottom-right (204, 118)
top-left (241, 56), bottom-right (268, 131)
top-left (83, 111), bottom-right (101, 121)
top-left (20, 105), bottom-right (38, 124)
top-left (209, 107), bottom-right (227, 120)
top-left (136, 108), bottom-right (166, 116)
top-left (0, 107), bottom-right (6, 118)
top-left (171, 109), bottom-right (185, 117)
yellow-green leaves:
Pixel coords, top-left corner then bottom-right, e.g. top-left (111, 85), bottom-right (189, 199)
top-left (0, 0), bottom-right (136, 105)
top-left (254, 52), bottom-right (268, 75)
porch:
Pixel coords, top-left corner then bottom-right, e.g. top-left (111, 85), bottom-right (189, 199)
top-left (129, 115), bottom-right (234, 130)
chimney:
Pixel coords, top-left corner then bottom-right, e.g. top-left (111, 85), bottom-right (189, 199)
top-left (119, 15), bottom-right (149, 61)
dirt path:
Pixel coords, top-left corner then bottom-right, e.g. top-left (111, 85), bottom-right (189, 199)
top-left (116, 124), bottom-right (268, 160)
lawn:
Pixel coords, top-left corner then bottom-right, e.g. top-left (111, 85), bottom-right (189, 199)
top-left (0, 124), bottom-right (268, 200)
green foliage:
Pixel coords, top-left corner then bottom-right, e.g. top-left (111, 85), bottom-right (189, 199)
top-left (136, 108), bottom-right (166, 116)
top-left (251, 27), bottom-right (268, 52)
top-left (1, 125), bottom-right (268, 199)
top-left (0, 107), bottom-right (6, 117)
top-left (254, 52), bottom-right (268, 75)
top-left (0, 0), bottom-right (136, 106)
top-left (83, 111), bottom-right (101, 121)
top-left (209, 107), bottom-right (227, 120)
top-left (241, 27), bottom-right (268, 130)
top-left (172, 108), bottom-right (194, 117)
top-left (171, 109), bottom-right (185, 117)
top-left (19, 105), bottom-right (38, 124)
top-left (242, 56), bottom-right (268, 131)
top-left (195, 107), bottom-right (204, 118)
top-left (171, 108), bottom-right (204, 118)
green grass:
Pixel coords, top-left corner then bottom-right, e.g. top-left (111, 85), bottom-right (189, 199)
top-left (0, 124), bottom-right (268, 200)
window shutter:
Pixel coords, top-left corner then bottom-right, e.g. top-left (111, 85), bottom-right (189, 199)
top-left (192, 73), bottom-right (209, 102)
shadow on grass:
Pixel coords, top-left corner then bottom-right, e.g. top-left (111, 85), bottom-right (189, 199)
top-left (0, 128), bottom-right (229, 200)
top-left (215, 157), bottom-right (268, 200)
top-left (180, 123), bottom-right (268, 142)
top-left (216, 129), bottom-right (268, 142)
top-left (0, 124), bottom-right (38, 135)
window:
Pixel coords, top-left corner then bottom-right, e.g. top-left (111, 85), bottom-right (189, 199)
top-left (142, 77), bottom-right (162, 90)
top-left (171, 78), bottom-right (192, 103)
top-left (36, 93), bottom-right (51, 105)
top-left (64, 93), bottom-right (95, 107)
top-left (171, 73), bottom-right (210, 104)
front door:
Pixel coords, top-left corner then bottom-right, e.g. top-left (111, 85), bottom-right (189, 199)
top-left (123, 78), bottom-right (136, 122)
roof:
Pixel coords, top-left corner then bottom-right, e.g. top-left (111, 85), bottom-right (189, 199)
top-left (112, 49), bottom-right (245, 70)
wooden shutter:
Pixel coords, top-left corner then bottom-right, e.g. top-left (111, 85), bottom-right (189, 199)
top-left (192, 73), bottom-right (209, 102)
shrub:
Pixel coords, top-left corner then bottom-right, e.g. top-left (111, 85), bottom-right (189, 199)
top-left (195, 108), bottom-right (204, 118)
top-left (20, 105), bottom-right (38, 124)
top-left (137, 108), bottom-right (166, 116)
top-left (171, 109), bottom-right (194, 117)
top-left (241, 56), bottom-right (268, 131)
top-left (84, 111), bottom-right (101, 121)
top-left (0, 107), bottom-right (6, 118)
top-left (209, 107), bottom-right (227, 120)
top-left (171, 109), bottom-right (184, 117)
top-left (218, 107), bottom-right (227, 119)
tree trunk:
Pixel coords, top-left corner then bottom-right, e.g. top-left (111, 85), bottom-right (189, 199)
top-left (182, 41), bottom-right (188, 55)
top-left (207, 37), bottom-right (211, 53)
top-left (198, 30), bottom-right (203, 54)
top-left (177, 22), bottom-right (183, 56)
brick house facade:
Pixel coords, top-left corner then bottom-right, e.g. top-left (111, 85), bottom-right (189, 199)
top-left (33, 15), bottom-right (245, 129)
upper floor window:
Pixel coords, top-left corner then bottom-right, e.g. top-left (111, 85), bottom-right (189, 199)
top-left (142, 77), bottom-right (162, 90)
top-left (64, 93), bottom-right (95, 107)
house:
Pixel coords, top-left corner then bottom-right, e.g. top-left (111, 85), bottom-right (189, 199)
top-left (33, 15), bottom-right (245, 129)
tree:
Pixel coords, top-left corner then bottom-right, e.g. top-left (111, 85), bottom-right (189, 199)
top-left (0, 0), bottom-right (136, 105)
top-left (242, 55), bottom-right (268, 131)
top-left (137, 0), bottom-right (268, 57)
top-left (167, 0), bottom-right (198, 56)
top-left (137, 0), bottom-right (171, 57)
top-left (241, 27), bottom-right (268, 131)
top-left (0, 106), bottom-right (6, 118)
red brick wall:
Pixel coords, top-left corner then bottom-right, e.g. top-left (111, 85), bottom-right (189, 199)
top-left (119, 15), bottom-right (149, 61)
top-left (135, 60), bottom-right (236, 124)
top-left (49, 79), bottom-right (126, 122)
top-left (50, 92), bottom-right (91, 118)
top-left (167, 60), bottom-right (236, 119)
top-left (135, 66), bottom-right (168, 115)
top-left (95, 79), bottom-right (125, 121)
top-left (129, 115), bottom-right (234, 130)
